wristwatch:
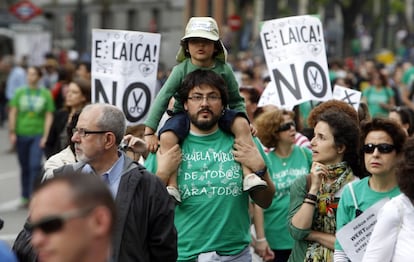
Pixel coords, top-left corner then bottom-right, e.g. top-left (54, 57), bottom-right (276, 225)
top-left (254, 167), bottom-right (267, 178)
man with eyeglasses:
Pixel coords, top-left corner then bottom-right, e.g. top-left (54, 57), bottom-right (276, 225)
top-left (145, 69), bottom-right (275, 261)
top-left (54, 103), bottom-right (178, 262)
top-left (29, 174), bottom-right (115, 262)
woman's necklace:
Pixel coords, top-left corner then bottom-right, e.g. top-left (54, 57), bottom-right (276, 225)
top-left (275, 145), bottom-right (293, 167)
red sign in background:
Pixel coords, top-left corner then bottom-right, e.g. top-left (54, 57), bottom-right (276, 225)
top-left (228, 14), bottom-right (242, 31)
top-left (9, 0), bottom-right (42, 22)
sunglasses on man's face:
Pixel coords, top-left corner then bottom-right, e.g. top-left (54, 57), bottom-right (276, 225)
top-left (277, 121), bottom-right (296, 132)
top-left (362, 143), bottom-right (395, 154)
top-left (25, 207), bottom-right (93, 234)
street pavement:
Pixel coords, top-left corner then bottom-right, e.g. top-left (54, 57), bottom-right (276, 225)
top-left (0, 125), bottom-right (28, 248)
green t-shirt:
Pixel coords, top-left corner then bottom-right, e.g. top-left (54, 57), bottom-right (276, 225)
top-left (145, 130), bottom-right (269, 261)
top-left (144, 58), bottom-right (245, 131)
top-left (264, 145), bottom-right (312, 250)
top-left (402, 66), bottom-right (414, 85)
top-left (9, 86), bottom-right (55, 136)
top-left (334, 176), bottom-right (400, 250)
top-left (362, 86), bottom-right (394, 117)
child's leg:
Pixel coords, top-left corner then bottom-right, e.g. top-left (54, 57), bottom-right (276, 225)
top-left (159, 130), bottom-right (182, 203)
top-left (157, 112), bottom-right (190, 203)
top-left (159, 130), bottom-right (179, 189)
top-left (232, 117), bottom-right (256, 175)
top-left (231, 116), bottom-right (267, 191)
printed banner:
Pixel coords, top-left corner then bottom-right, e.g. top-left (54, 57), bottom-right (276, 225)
top-left (336, 198), bottom-right (389, 262)
top-left (260, 15), bottom-right (332, 109)
top-left (91, 29), bottom-right (161, 124)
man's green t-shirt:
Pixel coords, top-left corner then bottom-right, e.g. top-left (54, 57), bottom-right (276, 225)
top-left (145, 129), bottom-right (269, 261)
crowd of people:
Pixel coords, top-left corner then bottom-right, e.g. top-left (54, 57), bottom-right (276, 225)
top-left (0, 15), bottom-right (414, 262)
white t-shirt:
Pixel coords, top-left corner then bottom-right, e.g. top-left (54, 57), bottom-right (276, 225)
top-left (362, 194), bottom-right (414, 262)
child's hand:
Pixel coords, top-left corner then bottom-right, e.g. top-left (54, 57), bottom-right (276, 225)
top-left (144, 134), bottom-right (159, 153)
top-left (250, 124), bottom-right (258, 136)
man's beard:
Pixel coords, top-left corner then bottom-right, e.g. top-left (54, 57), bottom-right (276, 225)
top-left (189, 109), bottom-right (221, 131)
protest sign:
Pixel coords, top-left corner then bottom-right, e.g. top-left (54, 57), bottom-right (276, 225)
top-left (332, 85), bottom-right (361, 111)
top-left (336, 198), bottom-right (389, 262)
top-left (91, 29), bottom-right (161, 124)
top-left (260, 15), bottom-right (332, 109)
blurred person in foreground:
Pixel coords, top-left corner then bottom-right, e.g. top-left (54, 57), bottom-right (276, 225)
top-left (362, 136), bottom-right (414, 261)
top-left (29, 173), bottom-right (115, 262)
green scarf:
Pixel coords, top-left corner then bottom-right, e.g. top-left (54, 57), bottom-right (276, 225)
top-left (304, 162), bottom-right (355, 262)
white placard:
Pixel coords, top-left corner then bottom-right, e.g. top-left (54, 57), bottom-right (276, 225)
top-left (91, 29), bottom-right (161, 124)
top-left (258, 81), bottom-right (293, 110)
top-left (332, 85), bottom-right (361, 111)
top-left (260, 15), bottom-right (332, 109)
top-left (336, 198), bottom-right (389, 262)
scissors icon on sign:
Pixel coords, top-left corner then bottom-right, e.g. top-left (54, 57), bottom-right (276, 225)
top-left (129, 92), bottom-right (144, 113)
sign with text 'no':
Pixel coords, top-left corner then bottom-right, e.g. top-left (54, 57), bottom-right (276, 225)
top-left (259, 15), bottom-right (332, 109)
top-left (91, 29), bottom-right (161, 124)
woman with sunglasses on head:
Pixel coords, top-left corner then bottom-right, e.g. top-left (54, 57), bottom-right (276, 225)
top-left (334, 118), bottom-right (406, 261)
top-left (287, 100), bottom-right (361, 262)
top-left (362, 136), bottom-right (414, 262)
top-left (252, 107), bottom-right (312, 262)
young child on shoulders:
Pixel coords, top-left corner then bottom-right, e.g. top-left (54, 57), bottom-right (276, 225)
top-left (144, 17), bottom-right (267, 203)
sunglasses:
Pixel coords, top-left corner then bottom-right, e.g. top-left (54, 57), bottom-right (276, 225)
top-left (362, 143), bottom-right (395, 154)
top-left (277, 122), bottom-right (296, 132)
top-left (25, 207), bottom-right (93, 234)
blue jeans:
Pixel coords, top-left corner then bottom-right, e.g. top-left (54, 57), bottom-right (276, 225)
top-left (16, 135), bottom-right (43, 199)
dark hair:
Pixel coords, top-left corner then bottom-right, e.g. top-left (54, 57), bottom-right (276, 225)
top-left (360, 117), bottom-right (407, 155)
top-left (77, 61), bottom-right (91, 73)
top-left (358, 102), bottom-right (371, 123)
top-left (67, 111), bottom-right (80, 154)
top-left (71, 77), bottom-right (91, 103)
top-left (180, 39), bottom-right (224, 60)
top-left (29, 66), bottom-right (43, 78)
top-left (35, 173), bottom-right (117, 234)
top-left (178, 69), bottom-right (229, 107)
top-left (314, 109), bottom-right (361, 176)
top-left (397, 136), bottom-right (414, 200)
top-left (372, 71), bottom-right (388, 87)
top-left (239, 86), bottom-right (260, 104)
top-left (389, 106), bottom-right (414, 136)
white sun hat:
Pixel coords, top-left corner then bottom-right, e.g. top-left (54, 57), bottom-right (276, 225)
top-left (176, 17), bottom-right (228, 63)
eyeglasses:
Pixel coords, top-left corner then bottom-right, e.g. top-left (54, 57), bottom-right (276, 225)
top-left (187, 95), bottom-right (221, 103)
top-left (72, 127), bottom-right (110, 137)
top-left (25, 207), bottom-right (94, 234)
top-left (277, 121), bottom-right (296, 132)
top-left (363, 143), bottom-right (395, 154)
